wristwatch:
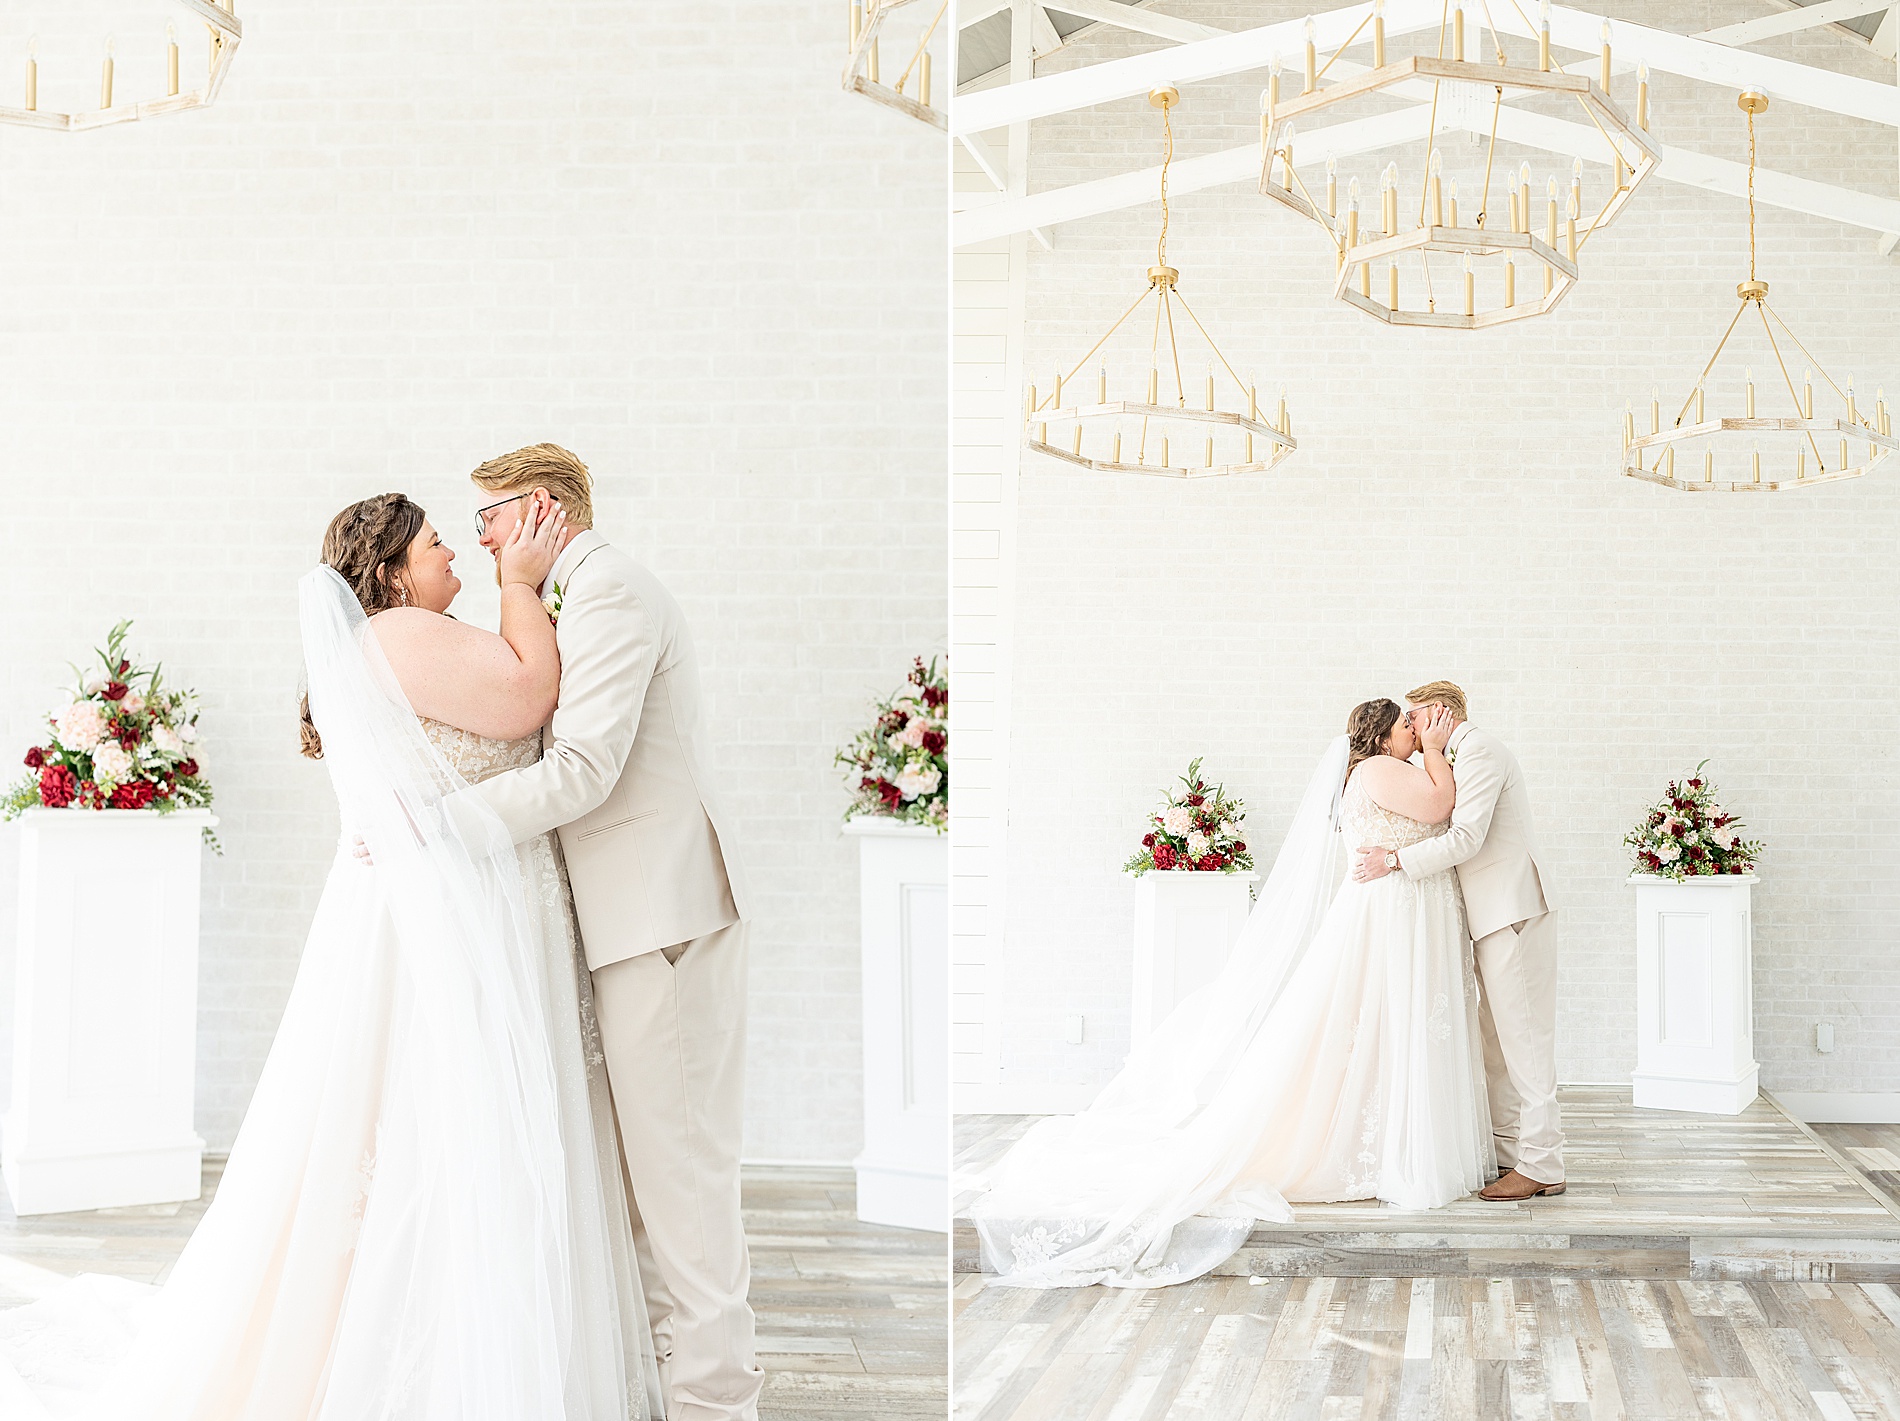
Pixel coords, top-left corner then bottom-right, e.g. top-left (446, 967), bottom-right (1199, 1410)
top-left (1384, 850), bottom-right (1400, 872)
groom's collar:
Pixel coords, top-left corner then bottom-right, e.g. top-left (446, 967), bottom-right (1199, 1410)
top-left (541, 528), bottom-right (605, 597)
top-left (1447, 721), bottom-right (1473, 753)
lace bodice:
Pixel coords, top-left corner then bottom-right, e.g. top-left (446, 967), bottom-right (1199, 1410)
top-left (420, 718), bottom-right (541, 784)
top-left (1338, 778), bottom-right (1447, 851)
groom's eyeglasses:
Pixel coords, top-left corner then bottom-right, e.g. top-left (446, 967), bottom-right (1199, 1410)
top-left (475, 495), bottom-right (527, 538)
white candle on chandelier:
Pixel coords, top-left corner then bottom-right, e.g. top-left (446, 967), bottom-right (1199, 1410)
top-left (1651, 386), bottom-right (1660, 435)
top-left (1281, 122), bottom-right (1296, 191)
top-left (1518, 162), bottom-right (1532, 236)
top-left (1504, 257), bottom-right (1516, 307)
top-left (1599, 19), bottom-right (1611, 94)
top-left (1448, 178), bottom-right (1458, 228)
top-left (1462, 254), bottom-right (1474, 318)
top-left (1382, 162), bottom-right (1398, 236)
top-left (1846, 374), bottom-right (1857, 425)
top-left (1803, 368), bottom-right (1813, 419)
top-left (1278, 386), bottom-right (1289, 435)
top-left (24, 34), bottom-right (36, 111)
top-left (1073, 425), bottom-right (1083, 456)
top-left (1303, 17), bottom-right (1317, 93)
top-left (1623, 400), bottom-right (1634, 450)
top-left (1745, 366), bottom-right (1755, 419)
top-left (1545, 176), bottom-right (1558, 246)
top-left (1326, 155), bottom-right (1337, 218)
top-left (1388, 263), bottom-right (1399, 311)
top-left (1205, 363), bottom-right (1215, 413)
top-left (868, 33), bottom-right (879, 82)
top-left (1267, 59), bottom-right (1281, 116)
top-left (1705, 449), bottom-right (1714, 481)
top-left (1373, 0), bottom-right (1387, 66)
top-left (1205, 435), bottom-right (1214, 468)
top-left (1566, 190), bottom-right (1578, 262)
top-left (1879, 387), bottom-right (1889, 437)
top-left (1453, 4), bottom-right (1465, 62)
top-left (1053, 368), bottom-right (1063, 408)
top-left (1147, 367), bottom-right (1158, 404)
top-left (1797, 446), bottom-right (1806, 478)
top-left (168, 22), bottom-right (180, 96)
top-left (1636, 61), bottom-right (1650, 130)
top-left (850, 0), bottom-right (862, 49)
top-left (1346, 177), bottom-right (1360, 248)
top-left (1570, 158), bottom-right (1582, 221)
top-left (1098, 365), bottom-right (1108, 404)
top-left (1430, 149), bottom-right (1443, 227)
top-left (101, 35), bottom-right (115, 110)
top-left (1538, 0), bottom-right (1552, 70)
top-left (1752, 441), bottom-right (1761, 483)
top-left (1161, 436), bottom-right (1170, 467)
top-left (1695, 384), bottom-right (1705, 423)
top-left (1113, 431), bottom-right (1123, 463)
top-left (920, 44), bottom-right (932, 109)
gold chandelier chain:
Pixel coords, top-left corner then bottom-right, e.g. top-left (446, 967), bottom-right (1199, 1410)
top-left (1748, 111), bottom-right (1758, 282)
top-left (1156, 98), bottom-right (1173, 271)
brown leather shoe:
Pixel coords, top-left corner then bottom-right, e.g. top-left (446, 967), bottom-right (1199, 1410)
top-left (1479, 1169), bottom-right (1566, 1201)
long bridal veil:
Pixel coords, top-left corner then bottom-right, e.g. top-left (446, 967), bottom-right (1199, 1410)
top-left (0, 567), bottom-right (655, 1420)
top-left (967, 736), bottom-right (1351, 1288)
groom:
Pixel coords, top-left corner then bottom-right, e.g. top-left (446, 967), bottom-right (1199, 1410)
top-left (1350, 681), bottom-right (1564, 1202)
top-left (467, 446), bottom-right (763, 1420)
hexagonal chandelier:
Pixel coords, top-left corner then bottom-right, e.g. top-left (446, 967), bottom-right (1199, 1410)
top-left (844, 0), bottom-right (946, 132)
top-left (1258, 0), bottom-right (1658, 328)
top-left (1622, 92), bottom-right (1896, 493)
top-left (1024, 87), bottom-right (1295, 482)
top-left (0, 0), bottom-right (241, 134)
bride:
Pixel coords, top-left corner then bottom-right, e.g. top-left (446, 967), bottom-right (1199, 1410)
top-left (0, 492), bottom-right (663, 1419)
top-left (968, 698), bottom-right (1496, 1289)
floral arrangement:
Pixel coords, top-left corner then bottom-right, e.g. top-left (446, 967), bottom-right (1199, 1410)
top-left (836, 656), bottom-right (946, 832)
top-left (1624, 761), bottom-right (1760, 882)
top-left (1124, 758), bottom-right (1253, 875)
top-left (3, 621), bottom-right (215, 843)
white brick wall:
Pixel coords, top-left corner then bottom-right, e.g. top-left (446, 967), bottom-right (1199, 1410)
top-left (969, 1), bottom-right (1900, 1108)
top-left (0, 0), bottom-right (945, 1161)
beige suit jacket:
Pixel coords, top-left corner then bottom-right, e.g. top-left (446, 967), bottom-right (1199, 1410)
top-left (1399, 723), bottom-right (1551, 941)
top-left (466, 530), bottom-right (750, 969)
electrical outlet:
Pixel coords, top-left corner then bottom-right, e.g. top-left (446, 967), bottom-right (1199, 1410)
top-left (1816, 1022), bottom-right (1835, 1053)
top-left (1064, 1013), bottom-right (1085, 1045)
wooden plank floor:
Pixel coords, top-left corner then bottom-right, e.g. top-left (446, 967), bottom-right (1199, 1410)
top-left (956, 1088), bottom-right (1900, 1282)
top-left (954, 1270), bottom-right (1900, 1420)
top-left (0, 1162), bottom-right (948, 1421)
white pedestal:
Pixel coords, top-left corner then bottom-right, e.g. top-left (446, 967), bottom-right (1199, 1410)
top-left (843, 818), bottom-right (947, 1232)
top-left (5, 809), bottom-right (215, 1215)
top-left (1128, 870), bottom-right (1257, 1050)
top-left (1629, 873), bottom-right (1760, 1116)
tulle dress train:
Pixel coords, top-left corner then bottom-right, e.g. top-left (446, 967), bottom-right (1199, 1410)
top-left (968, 754), bottom-right (1496, 1289)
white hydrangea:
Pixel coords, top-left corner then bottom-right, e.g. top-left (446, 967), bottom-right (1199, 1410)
top-left (91, 743), bottom-right (134, 785)
top-left (53, 701), bottom-right (107, 753)
top-left (1186, 831), bottom-right (1211, 859)
top-left (1162, 806), bottom-right (1193, 836)
top-left (1656, 841), bottom-right (1681, 864)
top-left (894, 763), bottom-right (942, 801)
top-left (178, 721), bottom-right (199, 743)
top-left (151, 723), bottom-right (185, 756)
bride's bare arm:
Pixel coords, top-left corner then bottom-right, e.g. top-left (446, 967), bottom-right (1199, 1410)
top-left (1355, 709), bottom-right (1457, 824)
top-left (372, 507), bottom-right (568, 740)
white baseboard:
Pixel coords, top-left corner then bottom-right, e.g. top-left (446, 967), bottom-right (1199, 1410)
top-left (1767, 1092), bottom-right (1900, 1124)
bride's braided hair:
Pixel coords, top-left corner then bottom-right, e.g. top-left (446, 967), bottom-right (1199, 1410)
top-left (1343, 698), bottom-right (1403, 786)
top-left (297, 493), bottom-right (428, 760)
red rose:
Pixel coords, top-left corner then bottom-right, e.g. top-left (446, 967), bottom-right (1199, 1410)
top-left (876, 779), bottom-right (902, 809)
top-left (23, 746), bottom-right (44, 768)
top-left (1141, 833), bottom-right (1156, 848)
top-left (177, 758), bottom-right (199, 779)
top-left (115, 659), bottom-right (130, 676)
top-left (1235, 842), bottom-right (1247, 853)
top-left (1152, 845), bottom-right (1177, 870)
top-left (102, 681), bottom-right (129, 702)
top-left (110, 779), bottom-right (155, 810)
top-left (115, 721), bottom-right (142, 750)
top-left (38, 764), bottom-right (77, 807)
top-left (922, 685), bottom-right (947, 710)
top-left (1186, 794), bottom-right (1205, 807)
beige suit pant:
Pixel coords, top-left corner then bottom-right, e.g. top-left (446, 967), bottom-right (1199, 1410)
top-left (592, 920), bottom-right (763, 1421)
top-left (1473, 911), bottom-right (1564, 1185)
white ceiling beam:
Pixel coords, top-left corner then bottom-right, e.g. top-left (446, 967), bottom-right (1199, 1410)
top-left (955, 1), bottom-right (1900, 136)
top-left (956, 99), bottom-right (1900, 246)
top-left (1873, 5), bottom-right (1899, 59)
top-left (1693, 0), bottom-right (1895, 47)
top-left (1028, 5), bottom-right (1066, 57)
top-left (958, 131), bottom-right (1057, 249)
top-left (1039, 0), bottom-right (1226, 44)
top-left (955, 105), bottom-right (1437, 245)
top-left (954, 0), bottom-right (1450, 135)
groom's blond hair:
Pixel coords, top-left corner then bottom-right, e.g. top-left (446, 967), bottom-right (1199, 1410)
top-left (471, 443), bottom-right (595, 529)
top-left (1405, 680), bottom-right (1469, 721)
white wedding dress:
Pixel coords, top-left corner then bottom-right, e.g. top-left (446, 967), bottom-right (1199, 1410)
top-left (968, 738), bottom-right (1496, 1288)
top-left (0, 567), bottom-right (662, 1420)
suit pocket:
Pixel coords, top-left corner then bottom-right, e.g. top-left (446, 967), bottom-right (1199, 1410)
top-left (573, 806), bottom-right (661, 841)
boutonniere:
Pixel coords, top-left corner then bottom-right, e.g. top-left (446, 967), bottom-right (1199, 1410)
top-left (1445, 745), bottom-right (1458, 767)
top-left (541, 581), bottom-right (564, 625)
